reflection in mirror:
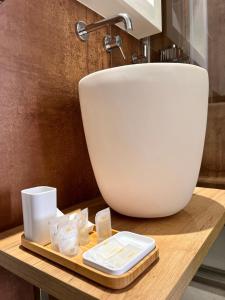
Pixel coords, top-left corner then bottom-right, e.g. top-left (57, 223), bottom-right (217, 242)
top-left (189, 0), bottom-right (208, 68)
top-left (150, 0), bottom-right (225, 189)
top-left (151, 0), bottom-right (225, 102)
top-left (165, 0), bottom-right (208, 68)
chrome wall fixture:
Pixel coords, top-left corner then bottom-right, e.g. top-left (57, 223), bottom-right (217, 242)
top-left (75, 13), bottom-right (133, 42)
top-left (104, 35), bottom-right (126, 60)
top-left (132, 37), bottom-right (150, 64)
top-left (75, 13), bottom-right (132, 59)
top-left (160, 44), bottom-right (190, 63)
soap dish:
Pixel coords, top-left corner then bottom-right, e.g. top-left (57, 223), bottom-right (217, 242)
top-left (83, 231), bottom-right (156, 275)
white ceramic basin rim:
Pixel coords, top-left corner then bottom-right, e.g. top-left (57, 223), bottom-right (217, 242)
top-left (79, 63), bottom-right (209, 218)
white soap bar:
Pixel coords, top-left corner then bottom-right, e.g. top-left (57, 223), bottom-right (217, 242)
top-left (95, 239), bottom-right (124, 260)
top-left (106, 244), bottom-right (141, 269)
top-left (83, 231), bottom-right (156, 275)
top-left (78, 208), bottom-right (90, 246)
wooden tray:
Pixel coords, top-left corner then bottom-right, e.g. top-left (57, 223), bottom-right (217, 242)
top-left (21, 230), bottom-right (159, 289)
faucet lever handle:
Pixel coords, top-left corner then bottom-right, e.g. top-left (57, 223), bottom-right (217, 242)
top-left (118, 45), bottom-right (126, 60)
top-left (104, 35), bottom-right (126, 60)
top-left (115, 35), bottom-right (126, 60)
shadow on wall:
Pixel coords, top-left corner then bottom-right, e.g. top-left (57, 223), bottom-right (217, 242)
top-left (36, 92), bottom-right (100, 210)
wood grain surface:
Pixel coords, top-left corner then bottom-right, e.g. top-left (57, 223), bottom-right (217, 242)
top-left (0, 187), bottom-right (225, 300)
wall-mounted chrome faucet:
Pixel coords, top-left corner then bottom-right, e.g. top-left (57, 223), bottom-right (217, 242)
top-left (75, 13), bottom-right (133, 42)
top-left (104, 35), bottom-right (126, 60)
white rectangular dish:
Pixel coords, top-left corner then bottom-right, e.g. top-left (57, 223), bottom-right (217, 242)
top-left (83, 231), bottom-right (156, 275)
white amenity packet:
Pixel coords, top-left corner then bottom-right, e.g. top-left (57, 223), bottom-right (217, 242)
top-left (57, 218), bottom-right (79, 257)
top-left (48, 215), bottom-right (70, 251)
top-left (78, 208), bottom-right (90, 246)
top-left (95, 207), bottom-right (112, 242)
top-left (48, 207), bottom-right (94, 256)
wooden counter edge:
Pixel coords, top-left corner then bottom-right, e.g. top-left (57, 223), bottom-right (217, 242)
top-left (0, 249), bottom-right (98, 300)
top-left (167, 213), bottom-right (225, 299)
top-left (0, 188), bottom-right (225, 300)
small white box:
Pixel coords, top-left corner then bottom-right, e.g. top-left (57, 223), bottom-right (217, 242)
top-left (21, 186), bottom-right (57, 245)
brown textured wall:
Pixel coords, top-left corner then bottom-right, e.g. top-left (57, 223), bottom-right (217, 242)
top-left (0, 0), bottom-right (140, 299)
top-left (0, 0), bottom-right (108, 233)
top-left (0, 0), bottom-right (140, 230)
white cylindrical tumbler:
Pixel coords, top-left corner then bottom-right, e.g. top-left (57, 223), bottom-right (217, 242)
top-left (21, 186), bottom-right (57, 245)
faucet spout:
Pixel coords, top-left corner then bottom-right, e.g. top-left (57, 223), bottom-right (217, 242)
top-left (75, 13), bottom-right (133, 41)
top-left (86, 13), bottom-right (133, 33)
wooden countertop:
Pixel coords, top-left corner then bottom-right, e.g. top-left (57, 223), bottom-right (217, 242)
top-left (0, 187), bottom-right (225, 300)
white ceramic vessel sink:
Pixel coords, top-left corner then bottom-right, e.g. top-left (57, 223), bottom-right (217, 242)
top-left (79, 63), bottom-right (208, 217)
